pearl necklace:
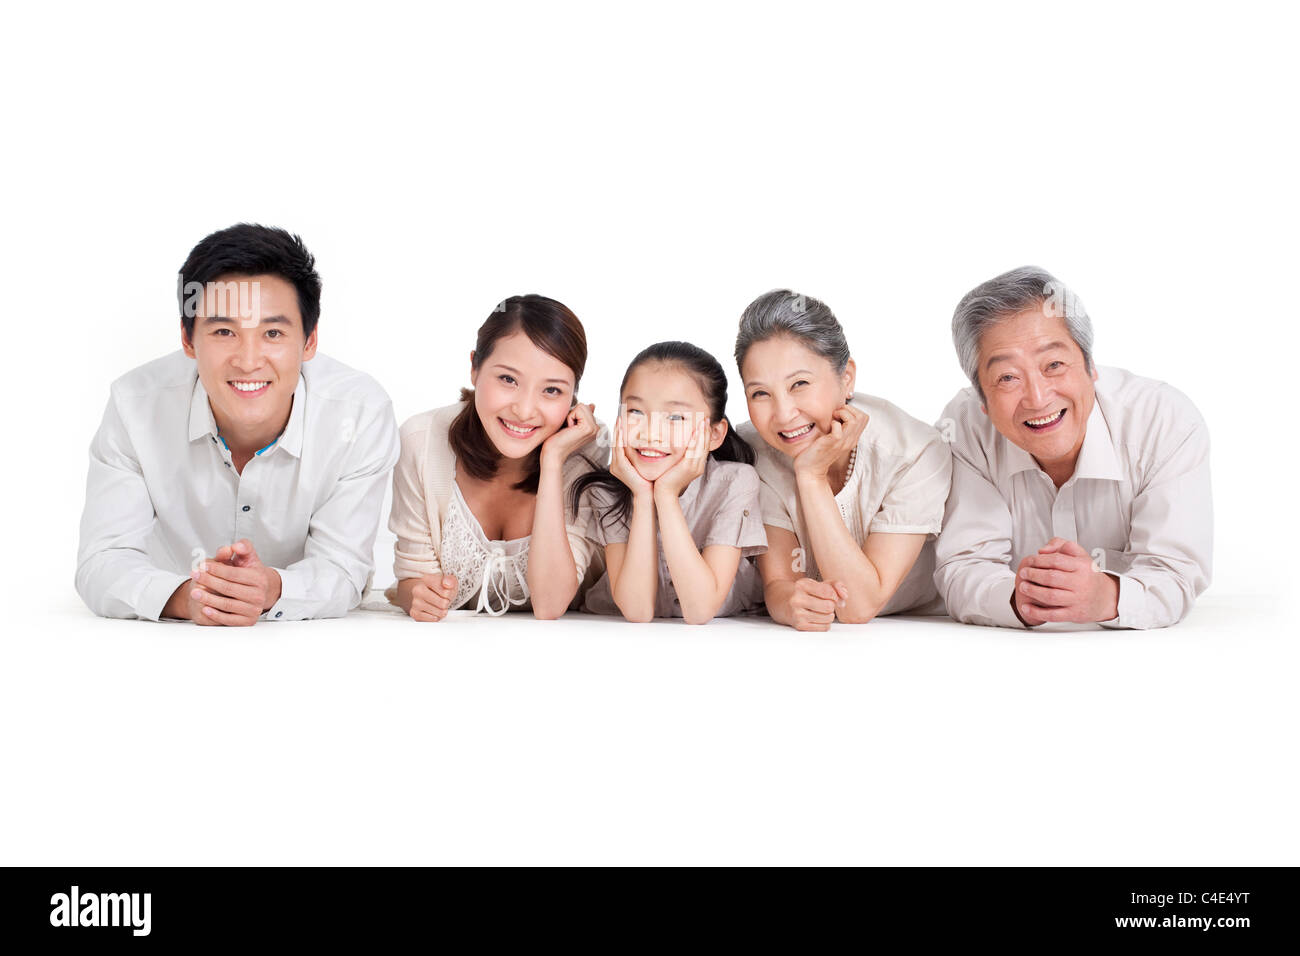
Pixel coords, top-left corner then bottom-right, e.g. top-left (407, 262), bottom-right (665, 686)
top-left (834, 445), bottom-right (857, 495)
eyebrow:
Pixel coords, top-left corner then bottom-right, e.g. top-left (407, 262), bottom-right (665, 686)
top-left (624, 396), bottom-right (695, 408)
top-left (743, 369), bottom-right (816, 388)
top-left (492, 364), bottom-right (571, 385)
top-left (201, 315), bottom-right (293, 326)
top-left (983, 342), bottom-right (1070, 371)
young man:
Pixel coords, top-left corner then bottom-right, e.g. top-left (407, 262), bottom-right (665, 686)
top-left (76, 224), bottom-right (399, 623)
top-left (935, 266), bottom-right (1212, 629)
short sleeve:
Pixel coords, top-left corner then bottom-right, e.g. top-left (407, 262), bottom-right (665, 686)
top-left (563, 447), bottom-right (615, 585)
top-left (575, 480), bottom-right (628, 548)
top-left (698, 463), bottom-right (769, 557)
top-left (868, 432), bottom-right (953, 536)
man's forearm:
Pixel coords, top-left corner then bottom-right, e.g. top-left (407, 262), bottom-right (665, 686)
top-left (161, 581), bottom-right (192, 621)
top-left (76, 552), bottom-right (190, 621)
top-left (937, 558), bottom-right (1024, 629)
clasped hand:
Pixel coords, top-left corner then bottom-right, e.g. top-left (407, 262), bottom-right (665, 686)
top-left (1014, 537), bottom-right (1120, 625)
top-left (184, 538), bottom-right (282, 626)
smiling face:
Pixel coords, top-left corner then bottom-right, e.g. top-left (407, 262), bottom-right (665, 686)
top-left (740, 335), bottom-right (855, 459)
top-left (470, 330), bottom-right (577, 461)
top-left (977, 306), bottom-right (1098, 482)
top-left (620, 361), bottom-right (726, 482)
top-left (182, 273), bottom-right (316, 446)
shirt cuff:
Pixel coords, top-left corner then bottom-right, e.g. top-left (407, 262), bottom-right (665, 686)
top-left (260, 567), bottom-right (294, 621)
top-left (139, 571), bottom-right (191, 622)
top-left (1098, 573), bottom-right (1138, 629)
top-left (260, 565), bottom-right (355, 622)
top-left (986, 573), bottom-right (1030, 629)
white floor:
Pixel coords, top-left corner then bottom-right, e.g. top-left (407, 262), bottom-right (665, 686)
top-left (2, 592), bottom-right (1293, 866)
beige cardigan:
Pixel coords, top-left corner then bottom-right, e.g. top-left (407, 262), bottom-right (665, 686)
top-left (385, 402), bottom-right (605, 602)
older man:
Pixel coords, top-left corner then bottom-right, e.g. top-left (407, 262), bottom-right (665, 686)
top-left (934, 266), bottom-right (1212, 629)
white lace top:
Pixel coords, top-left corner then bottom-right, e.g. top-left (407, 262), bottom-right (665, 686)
top-left (387, 404), bottom-right (606, 606)
top-left (438, 480), bottom-right (531, 615)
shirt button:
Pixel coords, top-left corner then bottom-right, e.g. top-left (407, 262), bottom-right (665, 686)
top-left (242, 505), bottom-right (251, 512)
top-left (224, 462), bottom-right (232, 468)
top-left (275, 611), bottom-right (282, 618)
top-left (743, 509), bottom-right (750, 516)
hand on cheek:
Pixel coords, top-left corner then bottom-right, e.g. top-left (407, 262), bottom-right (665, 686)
top-left (610, 420), bottom-right (654, 496)
top-left (792, 406), bottom-right (868, 481)
top-left (654, 419), bottom-right (711, 497)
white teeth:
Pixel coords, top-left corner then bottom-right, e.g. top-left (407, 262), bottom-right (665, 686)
top-left (231, 381), bottom-right (269, 392)
top-left (779, 424), bottom-right (814, 439)
top-left (1025, 410), bottom-right (1065, 427)
top-left (500, 420), bottom-right (537, 435)
top-left (637, 449), bottom-right (667, 458)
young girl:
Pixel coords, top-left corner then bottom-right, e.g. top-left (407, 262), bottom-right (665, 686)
top-left (571, 342), bottom-right (766, 624)
top-left (386, 294), bottom-right (603, 621)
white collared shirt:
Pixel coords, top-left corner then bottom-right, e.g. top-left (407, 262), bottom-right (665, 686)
top-left (934, 366), bottom-right (1213, 629)
top-left (76, 350), bottom-right (400, 621)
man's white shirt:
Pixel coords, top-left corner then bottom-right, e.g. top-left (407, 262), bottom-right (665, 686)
top-left (934, 366), bottom-right (1212, 629)
top-left (76, 350), bottom-right (400, 621)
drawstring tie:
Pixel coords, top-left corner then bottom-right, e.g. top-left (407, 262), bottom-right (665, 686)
top-left (476, 546), bottom-right (529, 616)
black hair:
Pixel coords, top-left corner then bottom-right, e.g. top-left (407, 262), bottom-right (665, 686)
top-left (450, 294), bottom-right (588, 494)
top-left (177, 223), bottom-right (322, 339)
top-left (570, 340), bottom-right (753, 531)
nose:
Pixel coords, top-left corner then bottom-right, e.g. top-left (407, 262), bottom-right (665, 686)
top-left (511, 391), bottom-right (538, 423)
top-left (233, 331), bottom-right (264, 372)
top-left (772, 394), bottom-right (798, 426)
top-left (1023, 370), bottom-right (1051, 410)
top-left (646, 412), bottom-right (666, 445)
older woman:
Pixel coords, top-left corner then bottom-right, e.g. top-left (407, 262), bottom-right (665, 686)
top-left (734, 290), bottom-right (952, 631)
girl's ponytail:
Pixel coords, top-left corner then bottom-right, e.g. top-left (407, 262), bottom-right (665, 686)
top-left (712, 416), bottom-right (754, 464)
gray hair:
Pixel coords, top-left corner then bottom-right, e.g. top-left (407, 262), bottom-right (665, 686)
top-left (952, 266), bottom-right (1095, 401)
top-left (734, 289), bottom-right (851, 375)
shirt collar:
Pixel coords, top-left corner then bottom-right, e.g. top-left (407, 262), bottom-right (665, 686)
top-left (1070, 399), bottom-right (1123, 482)
top-left (186, 372), bottom-right (307, 459)
top-left (187, 375), bottom-right (218, 443)
top-left (997, 435), bottom-right (1040, 484)
top-left (997, 397), bottom-right (1122, 485)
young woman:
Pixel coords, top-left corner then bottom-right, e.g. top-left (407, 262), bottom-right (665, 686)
top-left (734, 290), bottom-right (953, 631)
top-left (571, 341), bottom-right (766, 624)
top-left (387, 295), bottom-right (603, 620)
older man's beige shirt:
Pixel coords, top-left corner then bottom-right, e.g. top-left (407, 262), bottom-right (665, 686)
top-left (934, 366), bottom-right (1212, 629)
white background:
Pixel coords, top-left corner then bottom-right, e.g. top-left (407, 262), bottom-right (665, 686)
top-left (1, 1), bottom-right (1296, 864)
